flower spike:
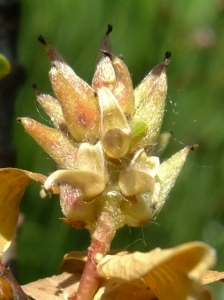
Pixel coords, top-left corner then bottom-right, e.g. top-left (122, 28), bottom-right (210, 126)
top-left (13, 29), bottom-right (203, 300)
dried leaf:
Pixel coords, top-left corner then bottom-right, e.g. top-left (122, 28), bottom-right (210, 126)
top-left (60, 251), bottom-right (87, 274)
top-left (202, 270), bottom-right (224, 285)
top-left (0, 168), bottom-right (46, 258)
top-left (0, 277), bottom-right (13, 300)
top-left (22, 272), bottom-right (80, 300)
top-left (21, 245), bottom-right (218, 300)
top-left (94, 278), bottom-right (157, 300)
top-left (20, 269), bottom-right (217, 300)
top-left (97, 242), bottom-right (215, 300)
top-left (60, 250), bottom-right (126, 274)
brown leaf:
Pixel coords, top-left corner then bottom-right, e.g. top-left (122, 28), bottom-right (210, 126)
top-left (22, 272), bottom-right (81, 300)
top-left (7, 239), bottom-right (216, 300)
top-left (60, 250), bottom-right (126, 274)
top-left (0, 168), bottom-right (46, 258)
top-left (94, 278), bottom-right (158, 300)
top-left (202, 270), bottom-right (224, 285)
top-left (60, 251), bottom-right (87, 274)
top-left (97, 242), bottom-right (215, 300)
top-left (22, 272), bottom-right (157, 300)
top-left (0, 277), bottom-right (13, 300)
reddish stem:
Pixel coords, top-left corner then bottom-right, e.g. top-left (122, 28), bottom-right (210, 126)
top-left (68, 209), bottom-right (117, 300)
top-left (68, 244), bottom-right (101, 300)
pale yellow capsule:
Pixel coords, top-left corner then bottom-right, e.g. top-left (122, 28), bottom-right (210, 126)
top-left (98, 87), bottom-right (131, 159)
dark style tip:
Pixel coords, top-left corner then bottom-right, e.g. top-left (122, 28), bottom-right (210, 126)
top-left (165, 51), bottom-right (171, 60)
top-left (32, 83), bottom-right (41, 95)
top-left (106, 24), bottom-right (113, 35)
top-left (32, 83), bottom-right (37, 89)
top-left (189, 144), bottom-right (198, 151)
top-left (38, 35), bottom-right (47, 45)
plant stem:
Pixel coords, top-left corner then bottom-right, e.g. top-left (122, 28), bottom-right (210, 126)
top-left (0, 261), bottom-right (30, 299)
top-left (68, 195), bottom-right (121, 300)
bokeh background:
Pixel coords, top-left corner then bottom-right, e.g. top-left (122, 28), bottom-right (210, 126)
top-left (8, 0), bottom-right (224, 297)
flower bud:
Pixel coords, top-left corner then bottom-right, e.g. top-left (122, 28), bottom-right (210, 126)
top-left (33, 84), bottom-right (67, 130)
top-left (156, 145), bottom-right (197, 216)
top-left (49, 66), bottom-right (100, 142)
top-left (103, 51), bottom-right (135, 117)
top-left (18, 118), bottom-right (78, 169)
top-left (130, 54), bottom-right (170, 152)
top-left (92, 55), bottom-right (116, 90)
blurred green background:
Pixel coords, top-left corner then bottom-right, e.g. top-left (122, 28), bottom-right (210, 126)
top-left (13, 0), bottom-right (224, 297)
